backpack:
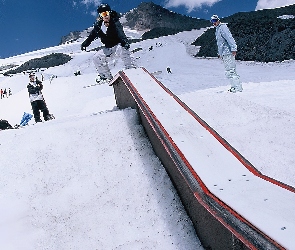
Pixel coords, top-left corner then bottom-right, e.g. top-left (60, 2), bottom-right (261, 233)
top-left (0, 119), bottom-right (13, 130)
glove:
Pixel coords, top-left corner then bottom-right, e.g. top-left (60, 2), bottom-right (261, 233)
top-left (122, 43), bottom-right (130, 50)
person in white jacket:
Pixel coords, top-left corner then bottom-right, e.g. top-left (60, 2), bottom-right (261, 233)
top-left (211, 15), bottom-right (243, 93)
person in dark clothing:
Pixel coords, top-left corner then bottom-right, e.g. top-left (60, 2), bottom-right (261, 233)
top-left (27, 73), bottom-right (52, 123)
top-left (0, 119), bottom-right (13, 130)
top-left (81, 3), bottom-right (135, 84)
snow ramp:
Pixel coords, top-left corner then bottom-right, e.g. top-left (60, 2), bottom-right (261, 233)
top-left (110, 67), bottom-right (295, 250)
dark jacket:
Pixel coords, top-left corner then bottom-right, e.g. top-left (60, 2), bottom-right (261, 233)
top-left (82, 11), bottom-right (129, 49)
top-left (0, 119), bottom-right (13, 130)
top-left (27, 79), bottom-right (45, 103)
top-left (27, 79), bottom-right (43, 95)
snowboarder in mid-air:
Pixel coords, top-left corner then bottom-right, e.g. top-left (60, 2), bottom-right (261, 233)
top-left (27, 73), bottom-right (54, 123)
top-left (81, 3), bottom-right (135, 84)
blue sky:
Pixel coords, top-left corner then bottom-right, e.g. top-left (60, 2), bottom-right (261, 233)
top-left (0, 0), bottom-right (293, 59)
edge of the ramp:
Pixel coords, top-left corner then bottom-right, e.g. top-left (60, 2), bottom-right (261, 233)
top-left (110, 68), bottom-right (289, 250)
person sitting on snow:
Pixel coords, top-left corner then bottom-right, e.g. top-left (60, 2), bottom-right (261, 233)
top-left (0, 119), bottom-right (13, 130)
top-left (81, 3), bottom-right (135, 84)
top-left (27, 73), bottom-right (53, 123)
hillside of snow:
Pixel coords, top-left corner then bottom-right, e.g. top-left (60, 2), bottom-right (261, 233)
top-left (0, 27), bottom-right (295, 249)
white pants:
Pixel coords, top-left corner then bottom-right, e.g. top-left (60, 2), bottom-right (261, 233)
top-left (222, 54), bottom-right (242, 91)
top-left (93, 45), bottom-right (135, 79)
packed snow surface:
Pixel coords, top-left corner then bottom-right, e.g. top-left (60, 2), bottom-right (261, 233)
top-left (1, 28), bottom-right (295, 249)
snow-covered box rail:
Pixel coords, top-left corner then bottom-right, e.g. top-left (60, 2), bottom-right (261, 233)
top-left (110, 67), bottom-right (295, 250)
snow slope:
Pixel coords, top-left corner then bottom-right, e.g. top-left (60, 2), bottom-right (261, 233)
top-left (0, 27), bottom-right (295, 249)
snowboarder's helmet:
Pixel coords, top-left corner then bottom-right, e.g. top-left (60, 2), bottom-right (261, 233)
top-left (210, 15), bottom-right (220, 23)
top-left (97, 3), bottom-right (111, 14)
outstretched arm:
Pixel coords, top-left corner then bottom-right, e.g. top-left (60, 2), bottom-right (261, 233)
top-left (81, 20), bottom-right (104, 50)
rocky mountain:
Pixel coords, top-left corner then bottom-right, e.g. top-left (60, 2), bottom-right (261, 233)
top-left (21, 2), bottom-right (295, 64)
top-left (193, 4), bottom-right (295, 62)
top-left (59, 31), bottom-right (82, 45)
top-left (60, 2), bottom-right (210, 45)
top-left (123, 2), bottom-right (209, 39)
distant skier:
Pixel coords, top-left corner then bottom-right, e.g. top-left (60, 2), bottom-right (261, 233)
top-left (81, 3), bottom-right (135, 84)
top-left (211, 15), bottom-right (243, 93)
top-left (3, 88), bottom-right (7, 98)
top-left (27, 73), bottom-right (53, 123)
top-left (49, 75), bottom-right (56, 84)
top-left (74, 70), bottom-right (81, 76)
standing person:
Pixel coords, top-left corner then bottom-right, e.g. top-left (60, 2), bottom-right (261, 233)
top-left (27, 73), bottom-right (53, 123)
top-left (211, 15), bottom-right (243, 93)
top-left (0, 89), bottom-right (3, 99)
top-left (81, 3), bottom-right (135, 84)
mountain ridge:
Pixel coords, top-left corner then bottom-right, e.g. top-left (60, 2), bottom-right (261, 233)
top-left (60, 2), bottom-right (295, 62)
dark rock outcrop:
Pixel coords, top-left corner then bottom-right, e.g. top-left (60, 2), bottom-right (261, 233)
top-left (4, 53), bottom-right (72, 75)
top-left (124, 2), bottom-right (210, 39)
top-left (193, 4), bottom-right (295, 62)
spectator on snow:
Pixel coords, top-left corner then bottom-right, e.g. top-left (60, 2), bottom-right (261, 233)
top-left (167, 67), bottom-right (172, 74)
top-left (0, 119), bottom-right (13, 130)
top-left (81, 3), bottom-right (135, 84)
top-left (0, 89), bottom-right (3, 99)
top-left (8, 88), bottom-right (12, 96)
top-left (27, 73), bottom-right (53, 123)
top-left (211, 15), bottom-right (243, 93)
